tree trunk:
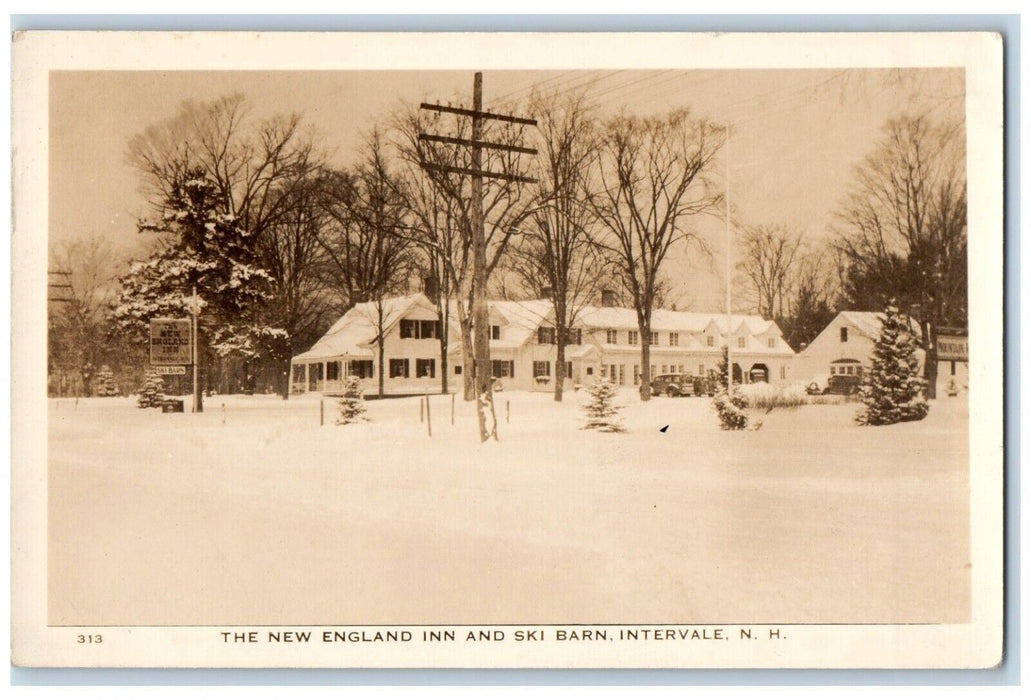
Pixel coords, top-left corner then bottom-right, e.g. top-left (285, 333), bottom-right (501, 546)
top-left (922, 321), bottom-right (938, 399)
top-left (554, 324), bottom-right (566, 403)
top-left (438, 302), bottom-right (449, 395)
top-left (461, 316), bottom-right (475, 401)
top-left (638, 318), bottom-right (652, 402)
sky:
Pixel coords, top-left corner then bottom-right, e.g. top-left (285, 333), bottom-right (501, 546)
top-left (48, 68), bottom-right (964, 313)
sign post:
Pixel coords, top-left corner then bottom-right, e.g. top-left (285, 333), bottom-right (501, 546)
top-left (149, 314), bottom-right (195, 411)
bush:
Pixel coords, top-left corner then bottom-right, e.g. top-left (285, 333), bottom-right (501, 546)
top-left (713, 388), bottom-right (750, 430)
top-left (738, 383), bottom-right (807, 412)
top-left (136, 370), bottom-right (165, 408)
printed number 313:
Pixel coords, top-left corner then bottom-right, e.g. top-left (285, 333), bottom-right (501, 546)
top-left (76, 634), bottom-right (102, 644)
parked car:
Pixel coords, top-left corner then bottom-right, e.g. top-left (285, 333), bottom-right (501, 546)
top-left (805, 374), bottom-right (830, 395)
top-left (824, 373), bottom-right (863, 395)
top-left (650, 374), bottom-right (698, 397)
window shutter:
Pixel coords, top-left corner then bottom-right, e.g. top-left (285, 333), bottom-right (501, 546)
top-left (509, 360), bottom-right (515, 378)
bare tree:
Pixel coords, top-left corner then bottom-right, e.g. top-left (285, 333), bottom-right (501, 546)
top-left (254, 170), bottom-right (335, 398)
top-left (834, 113), bottom-right (966, 398)
top-left (736, 224), bottom-right (803, 321)
top-left (507, 90), bottom-right (604, 401)
top-left (591, 109), bottom-right (725, 401)
top-left (317, 131), bottom-right (415, 398)
top-left (48, 235), bottom-right (122, 396)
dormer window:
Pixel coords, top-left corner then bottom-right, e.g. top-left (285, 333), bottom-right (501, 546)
top-left (840, 327), bottom-right (849, 343)
top-left (491, 325), bottom-right (501, 340)
top-left (400, 319), bottom-right (440, 339)
top-left (737, 336), bottom-right (746, 348)
top-left (707, 335), bottom-right (714, 347)
top-left (537, 326), bottom-right (556, 345)
top-left (768, 337), bottom-right (776, 348)
top-left (606, 329), bottom-right (618, 344)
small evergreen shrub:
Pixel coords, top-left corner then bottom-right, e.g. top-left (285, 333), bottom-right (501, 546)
top-left (581, 377), bottom-right (626, 433)
top-left (336, 375), bottom-right (368, 425)
top-left (855, 303), bottom-right (930, 426)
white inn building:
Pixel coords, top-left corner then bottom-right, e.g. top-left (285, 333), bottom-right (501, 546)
top-left (290, 293), bottom-right (795, 396)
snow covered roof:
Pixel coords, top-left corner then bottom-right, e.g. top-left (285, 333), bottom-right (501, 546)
top-left (578, 305), bottom-right (771, 335)
top-left (292, 293), bottom-right (425, 362)
top-left (488, 299), bottom-right (554, 345)
top-left (839, 311), bottom-right (922, 340)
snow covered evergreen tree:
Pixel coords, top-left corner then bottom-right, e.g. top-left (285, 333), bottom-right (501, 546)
top-left (712, 345), bottom-right (751, 430)
top-left (94, 365), bottom-right (118, 397)
top-left (136, 369), bottom-right (165, 408)
top-left (581, 377), bottom-right (626, 432)
top-left (114, 168), bottom-right (282, 408)
top-left (856, 303), bottom-right (929, 426)
top-left (336, 375), bottom-right (368, 425)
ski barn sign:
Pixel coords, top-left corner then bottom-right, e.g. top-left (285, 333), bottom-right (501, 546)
top-left (149, 318), bottom-right (193, 366)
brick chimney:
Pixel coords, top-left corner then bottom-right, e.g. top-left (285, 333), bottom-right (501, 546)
top-left (423, 274), bottom-right (439, 300)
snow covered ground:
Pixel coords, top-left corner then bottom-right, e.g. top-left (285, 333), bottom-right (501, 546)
top-left (47, 389), bottom-right (970, 626)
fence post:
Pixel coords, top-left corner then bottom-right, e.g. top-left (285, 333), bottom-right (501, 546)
top-left (222, 402), bottom-right (226, 425)
top-left (451, 393), bottom-right (455, 426)
top-left (420, 396), bottom-right (424, 423)
top-left (506, 399), bottom-right (510, 424)
top-left (425, 394), bottom-right (432, 437)
top-left (320, 399), bottom-right (324, 426)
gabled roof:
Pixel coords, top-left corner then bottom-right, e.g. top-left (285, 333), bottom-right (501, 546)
top-left (292, 293), bottom-right (426, 362)
top-left (839, 311), bottom-right (922, 340)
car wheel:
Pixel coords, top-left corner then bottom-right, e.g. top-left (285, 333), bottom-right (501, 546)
top-left (666, 387), bottom-right (679, 398)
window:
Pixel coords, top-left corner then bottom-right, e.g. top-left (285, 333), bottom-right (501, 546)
top-left (566, 361), bottom-right (573, 379)
top-left (606, 329), bottom-right (618, 344)
top-left (351, 360), bottom-right (374, 378)
top-left (678, 365), bottom-right (685, 374)
top-left (292, 365), bottom-right (305, 383)
top-left (454, 365), bottom-right (462, 376)
top-left (563, 328), bottom-right (583, 345)
top-left (609, 364), bottom-right (617, 381)
top-left (586, 366), bottom-right (594, 376)
top-left (840, 327), bottom-right (849, 343)
top-left (846, 365), bottom-right (854, 375)
top-left (420, 320), bottom-right (440, 339)
top-left (533, 361), bottom-right (551, 378)
top-left (628, 330), bottom-right (639, 345)
top-left (618, 365), bottom-right (625, 385)
top-left (327, 361), bottom-right (340, 381)
top-left (491, 325), bottom-right (501, 340)
top-left (669, 332), bottom-right (679, 346)
top-left (389, 358), bottom-right (409, 378)
top-left (662, 365), bottom-right (668, 374)
top-left (416, 358), bottom-right (436, 378)
top-left (538, 326), bottom-right (556, 344)
top-left (650, 365), bottom-right (656, 377)
top-left (492, 360), bottom-right (514, 378)
top-left (698, 364), bottom-right (705, 376)
top-left (768, 337), bottom-right (776, 348)
top-left (634, 365), bottom-right (641, 384)
top-left (649, 332), bottom-right (659, 345)
top-left (400, 319), bottom-right (440, 339)
top-left (780, 365), bottom-right (787, 380)
top-left (707, 335), bottom-right (715, 347)
top-left (737, 336), bottom-right (746, 348)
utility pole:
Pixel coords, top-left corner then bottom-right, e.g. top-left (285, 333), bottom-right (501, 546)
top-left (725, 124), bottom-right (733, 393)
top-left (419, 72), bottom-right (537, 442)
top-left (191, 285), bottom-right (203, 413)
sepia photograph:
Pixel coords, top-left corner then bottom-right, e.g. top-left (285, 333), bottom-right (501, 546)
top-left (11, 31), bottom-right (1003, 668)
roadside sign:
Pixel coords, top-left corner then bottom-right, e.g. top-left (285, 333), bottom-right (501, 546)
top-left (937, 334), bottom-right (968, 361)
top-left (150, 318), bottom-right (193, 365)
top-left (156, 366), bottom-right (187, 375)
